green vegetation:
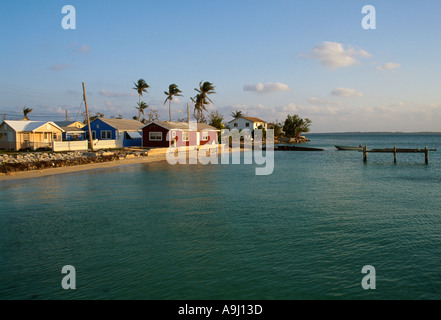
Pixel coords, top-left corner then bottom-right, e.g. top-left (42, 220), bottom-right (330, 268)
top-left (208, 111), bottom-right (224, 130)
top-left (136, 102), bottom-right (149, 122)
top-left (133, 79), bottom-right (150, 120)
top-left (192, 81), bottom-right (216, 123)
top-left (230, 110), bottom-right (243, 119)
top-left (22, 106), bottom-right (33, 120)
top-left (283, 114), bottom-right (312, 138)
top-left (164, 84), bottom-right (183, 122)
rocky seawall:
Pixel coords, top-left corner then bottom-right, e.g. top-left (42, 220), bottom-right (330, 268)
top-left (0, 150), bottom-right (150, 174)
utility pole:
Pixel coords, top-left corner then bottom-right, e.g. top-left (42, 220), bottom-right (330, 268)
top-left (82, 82), bottom-right (94, 152)
top-left (187, 103), bottom-right (190, 126)
top-left (65, 110), bottom-right (69, 121)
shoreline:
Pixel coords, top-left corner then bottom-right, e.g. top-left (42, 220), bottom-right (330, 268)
top-left (0, 155), bottom-right (167, 182)
top-left (0, 145), bottom-right (233, 182)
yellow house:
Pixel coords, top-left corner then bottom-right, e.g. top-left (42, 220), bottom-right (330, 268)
top-left (0, 120), bottom-right (64, 151)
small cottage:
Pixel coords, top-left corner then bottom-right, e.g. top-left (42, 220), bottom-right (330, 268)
top-left (227, 116), bottom-right (268, 132)
top-left (88, 118), bottom-right (143, 147)
top-left (142, 121), bottom-right (219, 148)
top-left (0, 120), bottom-right (64, 151)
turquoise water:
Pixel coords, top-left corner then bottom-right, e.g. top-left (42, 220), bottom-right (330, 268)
top-left (1, 133), bottom-right (440, 300)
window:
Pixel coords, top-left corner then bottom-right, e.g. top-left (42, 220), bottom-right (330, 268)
top-left (23, 133), bottom-right (30, 141)
top-left (53, 133), bottom-right (58, 141)
top-left (0, 133), bottom-right (4, 140)
top-left (92, 131), bottom-right (97, 140)
top-left (234, 123), bottom-right (238, 128)
top-left (149, 132), bottom-right (162, 141)
top-left (101, 130), bottom-right (112, 140)
top-left (245, 123), bottom-right (250, 127)
top-left (171, 131), bottom-right (177, 139)
top-left (182, 132), bottom-right (189, 141)
top-left (201, 131), bottom-right (209, 141)
top-left (44, 133), bottom-right (50, 140)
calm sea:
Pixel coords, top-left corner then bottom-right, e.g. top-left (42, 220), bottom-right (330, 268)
top-left (1, 133), bottom-right (440, 300)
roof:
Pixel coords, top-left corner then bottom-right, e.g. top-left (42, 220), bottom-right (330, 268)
top-left (61, 126), bottom-right (85, 132)
top-left (126, 131), bottom-right (142, 139)
top-left (3, 120), bottom-right (64, 132)
top-left (142, 121), bottom-right (219, 131)
top-left (55, 121), bottom-right (85, 128)
top-left (228, 116), bottom-right (267, 124)
top-left (93, 118), bottom-right (144, 131)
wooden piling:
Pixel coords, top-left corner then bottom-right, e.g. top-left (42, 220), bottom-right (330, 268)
top-left (394, 145), bottom-right (397, 163)
top-left (425, 146), bottom-right (429, 165)
top-left (363, 145), bottom-right (368, 163)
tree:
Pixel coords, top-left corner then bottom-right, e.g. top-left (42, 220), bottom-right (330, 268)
top-left (164, 84), bottom-right (183, 121)
top-left (208, 111), bottom-right (224, 130)
top-left (133, 79), bottom-right (150, 120)
top-left (193, 81), bottom-right (216, 123)
top-left (274, 124), bottom-right (282, 138)
top-left (135, 101), bottom-right (149, 121)
top-left (268, 123), bottom-right (283, 138)
top-left (147, 109), bottom-right (159, 122)
top-left (191, 94), bottom-right (205, 123)
top-left (283, 115), bottom-right (312, 138)
top-left (22, 106), bottom-right (33, 120)
top-left (88, 112), bottom-right (104, 123)
top-left (230, 110), bottom-right (243, 119)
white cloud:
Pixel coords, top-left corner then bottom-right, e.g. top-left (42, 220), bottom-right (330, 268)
top-left (172, 97), bottom-right (182, 104)
top-left (301, 41), bottom-right (372, 69)
top-left (377, 62), bottom-right (401, 71)
top-left (390, 101), bottom-right (405, 107)
top-left (308, 97), bottom-right (342, 106)
top-left (331, 87), bottom-right (364, 97)
top-left (243, 82), bottom-right (291, 93)
top-left (99, 89), bottom-right (136, 98)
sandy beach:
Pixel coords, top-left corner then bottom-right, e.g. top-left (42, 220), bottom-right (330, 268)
top-left (0, 155), bottom-right (167, 182)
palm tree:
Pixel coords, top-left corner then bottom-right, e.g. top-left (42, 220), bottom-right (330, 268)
top-left (231, 110), bottom-right (243, 119)
top-left (135, 101), bottom-right (149, 121)
top-left (193, 81), bottom-right (216, 123)
top-left (191, 94), bottom-right (205, 123)
top-left (164, 84), bottom-right (183, 121)
top-left (132, 79), bottom-right (150, 120)
top-left (22, 106), bottom-right (33, 120)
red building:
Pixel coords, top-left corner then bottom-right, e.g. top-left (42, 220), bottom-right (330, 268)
top-left (142, 121), bottom-right (219, 148)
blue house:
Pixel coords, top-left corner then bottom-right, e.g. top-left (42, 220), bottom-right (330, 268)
top-left (87, 118), bottom-right (143, 147)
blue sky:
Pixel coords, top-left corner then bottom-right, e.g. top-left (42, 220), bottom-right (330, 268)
top-left (1, 0), bottom-right (440, 132)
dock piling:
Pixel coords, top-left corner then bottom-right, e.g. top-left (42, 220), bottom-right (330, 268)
top-left (394, 146), bottom-right (397, 164)
top-left (363, 145), bottom-right (368, 163)
top-left (425, 146), bottom-right (429, 165)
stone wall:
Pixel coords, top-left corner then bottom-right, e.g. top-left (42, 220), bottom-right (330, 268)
top-left (0, 150), bottom-right (151, 174)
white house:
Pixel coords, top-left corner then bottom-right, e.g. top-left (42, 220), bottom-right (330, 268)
top-left (227, 116), bottom-right (268, 131)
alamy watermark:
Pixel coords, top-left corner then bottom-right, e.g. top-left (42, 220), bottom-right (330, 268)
top-left (362, 5), bottom-right (376, 30)
top-left (61, 265), bottom-right (76, 290)
top-left (362, 265), bottom-right (376, 290)
top-left (61, 5), bottom-right (76, 30)
top-left (165, 125), bottom-right (274, 176)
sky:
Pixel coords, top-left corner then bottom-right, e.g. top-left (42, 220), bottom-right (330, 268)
top-left (0, 0), bottom-right (440, 132)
